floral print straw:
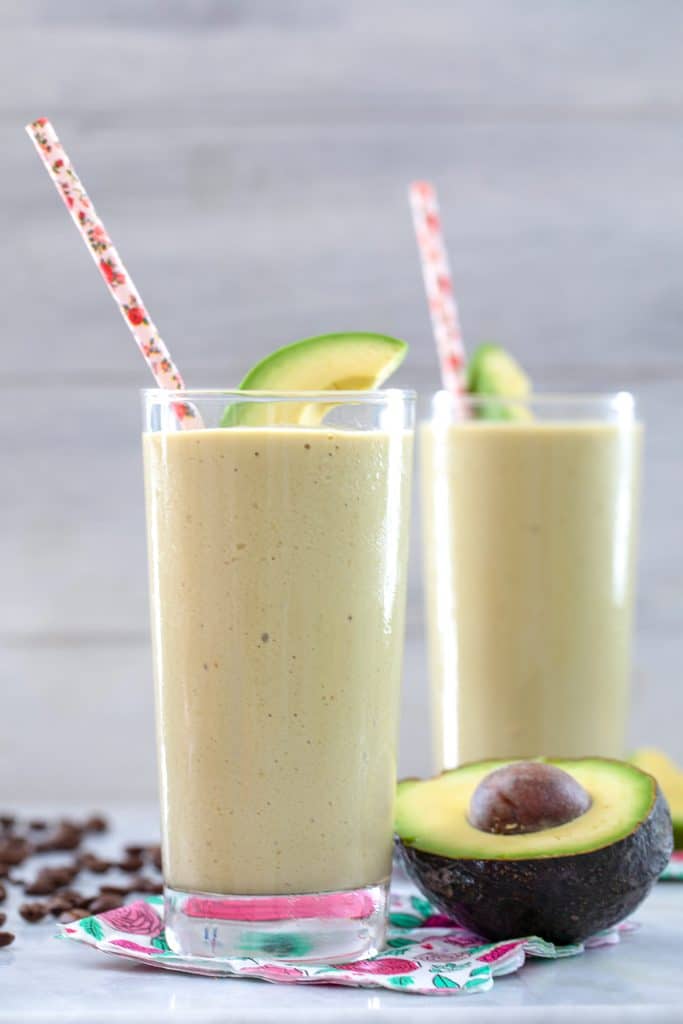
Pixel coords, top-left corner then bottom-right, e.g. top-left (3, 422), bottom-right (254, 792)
top-left (409, 181), bottom-right (467, 400)
top-left (25, 117), bottom-right (198, 426)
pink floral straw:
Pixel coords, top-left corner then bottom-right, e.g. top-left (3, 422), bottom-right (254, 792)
top-left (25, 117), bottom-right (198, 426)
top-left (409, 181), bottom-right (467, 399)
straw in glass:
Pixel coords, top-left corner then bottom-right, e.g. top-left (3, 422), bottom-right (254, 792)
top-left (409, 180), bottom-right (467, 397)
top-left (25, 117), bottom-right (198, 426)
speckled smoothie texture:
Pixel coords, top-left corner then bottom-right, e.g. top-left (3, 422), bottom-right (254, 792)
top-left (143, 426), bottom-right (412, 895)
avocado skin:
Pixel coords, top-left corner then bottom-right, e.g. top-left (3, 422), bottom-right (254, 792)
top-left (397, 786), bottom-right (673, 944)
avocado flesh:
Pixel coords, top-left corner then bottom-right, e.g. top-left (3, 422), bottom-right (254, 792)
top-left (396, 757), bottom-right (653, 859)
top-left (395, 758), bottom-right (673, 944)
top-left (466, 343), bottom-right (532, 422)
top-left (221, 332), bottom-right (407, 426)
top-left (632, 748), bottom-right (683, 849)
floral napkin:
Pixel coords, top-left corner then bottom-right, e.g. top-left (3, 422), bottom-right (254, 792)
top-left (58, 884), bottom-right (634, 995)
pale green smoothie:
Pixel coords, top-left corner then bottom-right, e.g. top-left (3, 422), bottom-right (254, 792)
top-left (421, 419), bottom-right (642, 769)
top-left (144, 425), bottom-right (412, 896)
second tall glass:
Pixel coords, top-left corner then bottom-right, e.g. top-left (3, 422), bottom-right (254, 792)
top-left (143, 389), bottom-right (414, 963)
top-left (421, 392), bottom-right (642, 770)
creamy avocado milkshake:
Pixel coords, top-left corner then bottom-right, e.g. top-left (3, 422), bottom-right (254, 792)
top-left (143, 386), bottom-right (413, 960)
top-left (422, 393), bottom-right (641, 769)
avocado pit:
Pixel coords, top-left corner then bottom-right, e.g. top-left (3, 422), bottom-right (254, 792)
top-left (468, 761), bottom-right (592, 835)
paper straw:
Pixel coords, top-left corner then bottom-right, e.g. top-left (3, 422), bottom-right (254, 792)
top-left (409, 181), bottom-right (467, 396)
top-left (25, 117), bottom-right (198, 426)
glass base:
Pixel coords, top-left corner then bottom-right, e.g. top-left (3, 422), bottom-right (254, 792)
top-left (164, 880), bottom-right (389, 963)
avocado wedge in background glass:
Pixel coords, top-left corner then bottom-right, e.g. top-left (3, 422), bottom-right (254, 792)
top-left (466, 343), bottom-right (532, 420)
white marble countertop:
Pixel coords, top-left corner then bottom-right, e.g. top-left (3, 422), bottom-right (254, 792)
top-left (1, 806), bottom-right (682, 1023)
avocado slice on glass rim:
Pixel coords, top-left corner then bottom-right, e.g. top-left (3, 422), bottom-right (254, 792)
top-left (466, 343), bottom-right (532, 421)
top-left (220, 332), bottom-right (408, 426)
top-left (395, 757), bottom-right (673, 944)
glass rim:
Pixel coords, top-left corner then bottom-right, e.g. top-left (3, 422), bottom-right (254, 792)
top-left (431, 389), bottom-right (636, 405)
top-left (142, 387), bottom-right (416, 403)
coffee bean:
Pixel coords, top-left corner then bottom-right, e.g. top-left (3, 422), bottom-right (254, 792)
top-left (0, 931), bottom-right (15, 947)
top-left (28, 819), bottom-right (47, 831)
top-left (0, 864), bottom-right (8, 879)
top-left (59, 818), bottom-right (82, 832)
top-left (0, 838), bottom-right (31, 865)
top-left (24, 876), bottom-right (56, 896)
top-left (84, 815), bottom-right (108, 834)
top-left (89, 894), bottom-right (123, 913)
top-left (19, 901), bottom-right (48, 923)
top-left (98, 884), bottom-right (131, 897)
top-left (45, 890), bottom-right (87, 915)
top-left (0, 912), bottom-right (5, 927)
top-left (58, 909), bottom-right (89, 923)
top-left (0, 816), bottom-right (15, 831)
top-left (50, 865), bottom-right (79, 886)
top-left (130, 876), bottom-right (163, 895)
top-left (45, 895), bottom-right (74, 916)
top-left (123, 844), bottom-right (146, 857)
top-left (59, 888), bottom-right (85, 901)
top-left (0, 883), bottom-right (6, 903)
top-left (78, 852), bottom-right (111, 874)
top-left (41, 825), bottom-right (82, 852)
top-left (118, 854), bottom-right (144, 873)
top-left (147, 845), bottom-right (163, 872)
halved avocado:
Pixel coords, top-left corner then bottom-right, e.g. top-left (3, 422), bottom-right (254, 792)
top-left (632, 748), bottom-right (683, 849)
top-left (220, 332), bottom-right (407, 426)
top-left (395, 758), bottom-right (673, 944)
top-left (466, 343), bottom-right (532, 421)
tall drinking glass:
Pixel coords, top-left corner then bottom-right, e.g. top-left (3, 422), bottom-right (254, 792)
top-left (421, 392), bottom-right (642, 770)
top-left (142, 389), bottom-right (414, 962)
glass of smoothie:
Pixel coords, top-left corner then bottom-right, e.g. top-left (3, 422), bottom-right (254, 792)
top-left (421, 390), bottom-right (642, 770)
top-left (143, 380), bottom-right (414, 962)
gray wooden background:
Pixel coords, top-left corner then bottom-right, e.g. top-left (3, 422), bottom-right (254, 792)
top-left (2, 1), bottom-right (682, 800)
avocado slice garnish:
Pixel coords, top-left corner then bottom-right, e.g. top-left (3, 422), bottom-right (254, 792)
top-left (395, 757), bottom-right (673, 944)
top-left (466, 343), bottom-right (532, 421)
top-left (220, 332), bottom-right (408, 426)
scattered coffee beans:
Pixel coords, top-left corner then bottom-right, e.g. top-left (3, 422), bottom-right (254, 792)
top-left (0, 811), bottom-right (163, 938)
